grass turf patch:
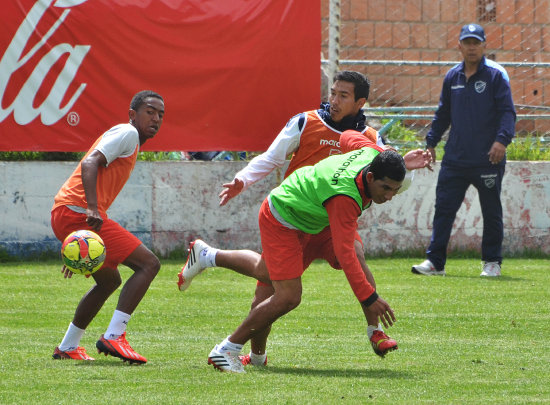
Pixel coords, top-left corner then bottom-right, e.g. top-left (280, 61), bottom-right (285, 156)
top-left (0, 258), bottom-right (548, 404)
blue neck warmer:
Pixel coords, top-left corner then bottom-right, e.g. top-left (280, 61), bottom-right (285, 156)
top-left (317, 102), bottom-right (367, 132)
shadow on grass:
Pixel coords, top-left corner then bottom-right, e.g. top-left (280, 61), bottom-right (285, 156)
top-left (261, 366), bottom-right (412, 379)
top-left (440, 274), bottom-right (524, 282)
top-left (67, 359), bottom-right (145, 367)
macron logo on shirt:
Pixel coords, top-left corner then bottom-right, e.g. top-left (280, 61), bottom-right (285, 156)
top-left (320, 139), bottom-right (340, 147)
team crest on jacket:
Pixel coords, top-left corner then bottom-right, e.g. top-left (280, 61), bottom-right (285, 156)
top-left (475, 81), bottom-right (487, 93)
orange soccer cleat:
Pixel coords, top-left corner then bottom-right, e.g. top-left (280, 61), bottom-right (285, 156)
top-left (240, 353), bottom-right (268, 366)
top-left (96, 332), bottom-right (147, 364)
top-left (370, 330), bottom-right (398, 358)
top-left (52, 346), bottom-right (95, 360)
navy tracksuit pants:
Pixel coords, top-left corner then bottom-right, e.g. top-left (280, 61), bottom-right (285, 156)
top-left (426, 164), bottom-right (505, 270)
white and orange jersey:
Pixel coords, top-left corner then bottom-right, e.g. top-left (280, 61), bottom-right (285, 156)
top-left (234, 109), bottom-right (382, 190)
top-left (52, 123), bottom-right (140, 216)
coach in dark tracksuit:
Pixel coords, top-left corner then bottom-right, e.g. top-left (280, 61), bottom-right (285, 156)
top-left (412, 23), bottom-right (516, 277)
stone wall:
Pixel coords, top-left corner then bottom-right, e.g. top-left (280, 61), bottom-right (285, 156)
top-left (1, 160), bottom-right (548, 258)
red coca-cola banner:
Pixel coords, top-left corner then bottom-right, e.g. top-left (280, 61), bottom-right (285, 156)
top-left (0, 0), bottom-right (320, 152)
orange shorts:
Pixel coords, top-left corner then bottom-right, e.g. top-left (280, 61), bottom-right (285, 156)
top-left (51, 205), bottom-right (142, 271)
top-left (302, 227), bottom-right (363, 270)
top-left (258, 199), bottom-right (362, 282)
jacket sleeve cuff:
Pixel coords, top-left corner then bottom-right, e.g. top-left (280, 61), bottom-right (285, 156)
top-left (361, 291), bottom-right (379, 307)
top-left (495, 135), bottom-right (512, 147)
top-left (426, 141), bottom-right (437, 149)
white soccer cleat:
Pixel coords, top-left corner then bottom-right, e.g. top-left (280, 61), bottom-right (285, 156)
top-left (208, 344), bottom-right (245, 373)
top-left (481, 261), bottom-right (501, 277)
top-left (177, 239), bottom-right (210, 291)
top-left (411, 259), bottom-right (446, 276)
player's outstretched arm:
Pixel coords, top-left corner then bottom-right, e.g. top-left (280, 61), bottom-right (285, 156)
top-left (403, 149), bottom-right (433, 171)
top-left (219, 178), bottom-right (244, 206)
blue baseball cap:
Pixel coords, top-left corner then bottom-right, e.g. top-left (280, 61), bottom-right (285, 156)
top-left (459, 24), bottom-right (486, 42)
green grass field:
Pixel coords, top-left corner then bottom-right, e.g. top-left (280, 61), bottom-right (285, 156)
top-left (0, 258), bottom-right (548, 404)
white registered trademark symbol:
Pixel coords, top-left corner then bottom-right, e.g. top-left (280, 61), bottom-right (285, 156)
top-left (67, 111), bottom-right (80, 126)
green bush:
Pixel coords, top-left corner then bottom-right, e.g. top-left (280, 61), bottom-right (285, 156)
top-left (379, 118), bottom-right (550, 161)
top-left (0, 151), bottom-right (184, 162)
top-left (1, 132), bottom-right (549, 161)
top-left (0, 151), bottom-right (84, 161)
top-left (383, 119), bottom-right (419, 141)
top-left (137, 151), bottom-right (183, 161)
top-left (507, 135), bottom-right (550, 160)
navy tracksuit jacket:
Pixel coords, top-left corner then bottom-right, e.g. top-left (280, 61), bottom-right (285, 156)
top-left (425, 56), bottom-right (516, 269)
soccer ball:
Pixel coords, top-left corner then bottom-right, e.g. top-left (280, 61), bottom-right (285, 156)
top-left (61, 230), bottom-right (106, 275)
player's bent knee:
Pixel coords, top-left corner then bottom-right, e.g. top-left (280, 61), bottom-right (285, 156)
top-left (140, 256), bottom-right (161, 279)
top-left (124, 245), bottom-right (161, 277)
top-left (95, 269), bottom-right (122, 292)
top-left (147, 255), bottom-right (161, 274)
top-left (276, 295), bottom-right (301, 313)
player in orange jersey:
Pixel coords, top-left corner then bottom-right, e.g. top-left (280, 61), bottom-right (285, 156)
top-left (51, 90), bottom-right (164, 364)
top-left (178, 72), bottom-right (421, 365)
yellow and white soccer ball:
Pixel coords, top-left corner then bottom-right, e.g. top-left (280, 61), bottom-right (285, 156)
top-left (61, 230), bottom-right (106, 276)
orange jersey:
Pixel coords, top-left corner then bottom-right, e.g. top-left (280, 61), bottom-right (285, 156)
top-left (53, 126), bottom-right (139, 216)
top-left (234, 108), bottom-right (381, 192)
top-left (284, 110), bottom-right (378, 177)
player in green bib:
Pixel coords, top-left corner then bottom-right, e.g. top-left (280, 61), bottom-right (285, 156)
top-left (206, 130), bottom-right (431, 372)
top-left (269, 147), bottom-right (382, 233)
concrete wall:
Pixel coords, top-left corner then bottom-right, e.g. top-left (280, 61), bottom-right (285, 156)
top-left (1, 160), bottom-right (549, 258)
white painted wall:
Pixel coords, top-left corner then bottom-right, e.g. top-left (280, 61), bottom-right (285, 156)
top-left (1, 161), bottom-right (548, 258)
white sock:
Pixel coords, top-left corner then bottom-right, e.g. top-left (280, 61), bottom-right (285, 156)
top-left (219, 336), bottom-right (243, 353)
top-left (104, 310), bottom-right (131, 340)
top-left (367, 323), bottom-right (383, 339)
top-left (249, 352), bottom-right (267, 366)
top-left (201, 246), bottom-right (218, 268)
top-left (58, 322), bottom-right (85, 351)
